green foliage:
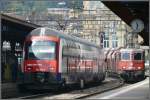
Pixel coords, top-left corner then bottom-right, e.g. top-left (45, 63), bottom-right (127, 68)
top-left (4, 0), bottom-right (83, 13)
top-left (32, 0), bottom-right (47, 12)
top-left (6, 0), bottom-right (47, 13)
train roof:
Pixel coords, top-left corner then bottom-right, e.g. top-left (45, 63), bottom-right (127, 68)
top-left (28, 27), bottom-right (100, 48)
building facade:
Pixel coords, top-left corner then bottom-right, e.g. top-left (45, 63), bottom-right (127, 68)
top-left (3, 0), bottom-right (144, 49)
top-left (82, 1), bottom-right (132, 48)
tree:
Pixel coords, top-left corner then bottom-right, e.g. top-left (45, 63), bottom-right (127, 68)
top-left (47, 13), bottom-right (68, 31)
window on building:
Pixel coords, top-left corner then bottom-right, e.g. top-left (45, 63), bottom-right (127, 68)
top-left (112, 41), bottom-right (118, 48)
top-left (103, 33), bottom-right (109, 48)
top-left (112, 33), bottom-right (118, 48)
top-left (98, 21), bottom-right (101, 24)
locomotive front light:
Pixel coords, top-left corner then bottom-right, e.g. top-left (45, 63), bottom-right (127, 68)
top-left (138, 67), bottom-right (141, 69)
top-left (123, 66), bottom-right (126, 69)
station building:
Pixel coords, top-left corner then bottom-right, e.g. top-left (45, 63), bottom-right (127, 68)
top-left (1, 14), bottom-right (40, 84)
top-left (1, 1), bottom-right (147, 84)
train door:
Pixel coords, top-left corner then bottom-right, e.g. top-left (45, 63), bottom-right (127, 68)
top-left (111, 53), bottom-right (116, 73)
top-left (61, 40), bottom-right (68, 74)
top-left (108, 51), bottom-right (113, 72)
top-left (115, 52), bottom-right (121, 72)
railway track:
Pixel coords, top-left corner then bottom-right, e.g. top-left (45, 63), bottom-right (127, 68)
top-left (16, 75), bottom-right (124, 99)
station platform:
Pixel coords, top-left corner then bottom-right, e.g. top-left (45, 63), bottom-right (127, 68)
top-left (87, 78), bottom-right (149, 99)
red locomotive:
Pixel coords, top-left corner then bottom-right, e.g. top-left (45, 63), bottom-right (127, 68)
top-left (118, 48), bottom-right (145, 81)
top-left (105, 48), bottom-right (145, 81)
top-left (19, 27), bottom-right (106, 89)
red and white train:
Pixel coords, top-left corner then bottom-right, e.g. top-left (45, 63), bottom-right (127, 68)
top-left (19, 27), bottom-right (106, 89)
top-left (105, 48), bottom-right (145, 81)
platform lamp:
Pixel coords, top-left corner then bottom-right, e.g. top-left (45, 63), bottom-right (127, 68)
top-left (2, 41), bottom-right (11, 82)
top-left (15, 43), bottom-right (22, 64)
top-left (2, 41), bottom-right (11, 65)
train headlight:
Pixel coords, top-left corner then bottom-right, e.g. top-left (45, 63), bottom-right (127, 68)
top-left (123, 66), bottom-right (126, 69)
top-left (138, 67), bottom-right (141, 70)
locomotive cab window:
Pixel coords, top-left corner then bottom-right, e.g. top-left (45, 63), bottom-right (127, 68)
top-left (134, 53), bottom-right (142, 60)
top-left (25, 41), bottom-right (56, 60)
top-left (121, 52), bottom-right (130, 60)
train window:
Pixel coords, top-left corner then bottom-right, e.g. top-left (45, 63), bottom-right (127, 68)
top-left (26, 41), bottom-right (56, 60)
top-left (134, 53), bottom-right (142, 60)
top-left (121, 53), bottom-right (130, 60)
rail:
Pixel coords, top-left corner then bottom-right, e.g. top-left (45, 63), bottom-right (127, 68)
top-left (17, 74), bottom-right (124, 99)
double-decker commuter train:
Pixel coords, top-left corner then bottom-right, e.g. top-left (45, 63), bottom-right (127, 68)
top-left (105, 48), bottom-right (145, 81)
top-left (19, 27), bottom-right (106, 89)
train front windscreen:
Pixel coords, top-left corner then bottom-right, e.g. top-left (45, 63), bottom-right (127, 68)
top-left (25, 40), bottom-right (56, 60)
top-left (133, 53), bottom-right (142, 60)
top-left (121, 52), bottom-right (130, 60)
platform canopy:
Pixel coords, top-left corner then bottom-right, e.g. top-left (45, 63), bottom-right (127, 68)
top-left (102, 1), bottom-right (149, 46)
top-left (1, 14), bottom-right (40, 44)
